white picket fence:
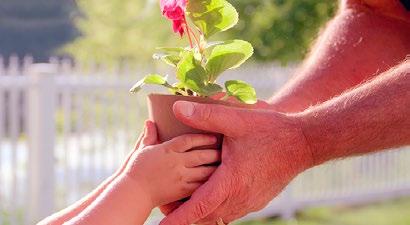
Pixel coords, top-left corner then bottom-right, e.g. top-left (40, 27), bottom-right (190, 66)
top-left (0, 55), bottom-right (410, 225)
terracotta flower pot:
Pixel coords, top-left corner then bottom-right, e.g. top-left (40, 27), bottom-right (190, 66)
top-left (148, 94), bottom-right (235, 149)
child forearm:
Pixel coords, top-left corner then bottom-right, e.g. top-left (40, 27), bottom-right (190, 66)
top-left (38, 174), bottom-right (119, 225)
top-left (38, 134), bottom-right (144, 225)
top-left (66, 175), bottom-right (153, 225)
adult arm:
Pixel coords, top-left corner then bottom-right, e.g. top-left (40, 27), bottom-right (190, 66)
top-left (269, 0), bottom-right (410, 112)
top-left (161, 61), bottom-right (410, 225)
top-left (300, 60), bottom-right (410, 165)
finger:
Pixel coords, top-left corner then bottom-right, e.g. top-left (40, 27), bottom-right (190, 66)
top-left (128, 120), bottom-right (154, 169)
top-left (162, 134), bottom-right (217, 153)
top-left (133, 128), bottom-right (145, 150)
top-left (160, 201), bottom-right (184, 216)
top-left (184, 150), bottom-right (220, 168)
top-left (182, 182), bottom-right (202, 196)
top-left (160, 169), bottom-right (228, 225)
top-left (142, 120), bottom-right (158, 146)
top-left (118, 127), bottom-right (146, 174)
top-left (185, 166), bottom-right (217, 182)
top-left (173, 101), bottom-right (245, 137)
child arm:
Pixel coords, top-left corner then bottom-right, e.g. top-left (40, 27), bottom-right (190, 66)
top-left (38, 121), bottom-right (157, 225)
top-left (64, 175), bottom-right (153, 225)
top-left (65, 132), bottom-right (220, 225)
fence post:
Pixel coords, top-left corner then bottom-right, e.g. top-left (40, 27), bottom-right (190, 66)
top-left (27, 64), bottom-right (57, 224)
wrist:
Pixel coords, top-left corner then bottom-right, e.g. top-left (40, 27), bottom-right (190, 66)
top-left (118, 174), bottom-right (155, 210)
top-left (292, 109), bottom-right (331, 167)
top-left (269, 112), bottom-right (315, 174)
top-left (286, 113), bottom-right (315, 171)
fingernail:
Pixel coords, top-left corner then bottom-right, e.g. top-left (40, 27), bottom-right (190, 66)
top-left (175, 101), bottom-right (195, 117)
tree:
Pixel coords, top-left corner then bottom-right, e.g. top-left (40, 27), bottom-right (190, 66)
top-left (67, 0), bottom-right (337, 64)
top-left (0, 0), bottom-right (76, 62)
top-left (225, 0), bottom-right (337, 63)
top-left (65, 0), bottom-right (187, 66)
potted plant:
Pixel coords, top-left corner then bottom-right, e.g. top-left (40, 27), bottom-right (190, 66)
top-left (130, 0), bottom-right (256, 148)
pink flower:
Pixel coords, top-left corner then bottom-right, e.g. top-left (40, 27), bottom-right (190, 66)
top-left (160, 0), bottom-right (187, 36)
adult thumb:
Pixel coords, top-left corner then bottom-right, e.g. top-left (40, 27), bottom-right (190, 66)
top-left (173, 101), bottom-right (245, 137)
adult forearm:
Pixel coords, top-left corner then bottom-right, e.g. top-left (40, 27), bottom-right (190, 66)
top-left (298, 61), bottom-right (410, 165)
top-left (270, 4), bottom-right (410, 112)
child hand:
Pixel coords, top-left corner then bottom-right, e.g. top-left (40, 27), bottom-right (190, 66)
top-left (124, 122), bottom-right (220, 207)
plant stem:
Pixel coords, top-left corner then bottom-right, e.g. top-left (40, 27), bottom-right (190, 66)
top-left (187, 26), bottom-right (200, 50)
top-left (185, 23), bottom-right (194, 48)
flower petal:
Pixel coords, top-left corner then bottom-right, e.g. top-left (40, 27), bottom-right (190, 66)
top-left (160, 0), bottom-right (187, 36)
top-left (173, 19), bottom-right (185, 36)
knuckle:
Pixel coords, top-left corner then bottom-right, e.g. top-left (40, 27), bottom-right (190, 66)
top-left (200, 168), bottom-right (209, 177)
top-left (164, 147), bottom-right (173, 154)
top-left (180, 184), bottom-right (190, 193)
top-left (193, 201), bottom-right (211, 218)
top-left (183, 135), bottom-right (193, 148)
top-left (181, 183), bottom-right (195, 194)
top-left (200, 212), bottom-right (219, 224)
top-left (176, 168), bottom-right (184, 181)
top-left (167, 159), bottom-right (178, 170)
top-left (199, 105), bottom-right (213, 122)
top-left (162, 143), bottom-right (173, 153)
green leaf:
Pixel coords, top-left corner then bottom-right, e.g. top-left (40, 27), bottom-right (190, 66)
top-left (206, 40), bottom-right (254, 81)
top-left (187, 0), bottom-right (238, 38)
top-left (176, 51), bottom-right (208, 93)
top-left (153, 53), bottom-right (182, 67)
top-left (130, 74), bottom-right (169, 93)
top-left (225, 80), bottom-right (257, 104)
top-left (202, 83), bottom-right (223, 96)
top-left (204, 41), bottom-right (225, 57)
top-left (206, 41), bottom-right (225, 49)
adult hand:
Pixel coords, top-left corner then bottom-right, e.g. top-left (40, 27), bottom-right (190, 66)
top-left (160, 102), bottom-right (313, 225)
top-left (157, 96), bottom-right (272, 216)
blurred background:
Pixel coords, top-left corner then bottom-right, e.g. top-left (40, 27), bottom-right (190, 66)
top-left (0, 0), bottom-right (410, 224)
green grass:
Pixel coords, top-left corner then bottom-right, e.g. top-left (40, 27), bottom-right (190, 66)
top-left (0, 207), bottom-right (24, 225)
top-left (238, 198), bottom-right (410, 225)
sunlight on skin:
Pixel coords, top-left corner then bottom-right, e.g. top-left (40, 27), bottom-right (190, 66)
top-left (269, 0), bottom-right (410, 113)
top-left (38, 1), bottom-right (410, 224)
top-left (345, 0), bottom-right (410, 23)
top-left (160, 58), bottom-right (410, 225)
top-left (159, 1), bottom-right (410, 224)
top-left (38, 121), bottom-right (221, 225)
